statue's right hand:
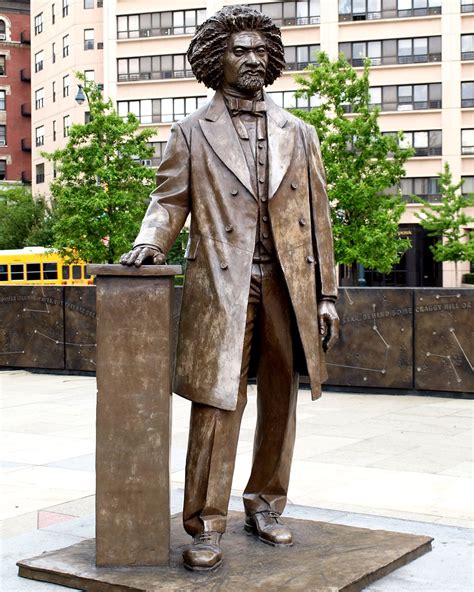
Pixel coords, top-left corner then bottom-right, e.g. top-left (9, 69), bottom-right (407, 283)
top-left (119, 245), bottom-right (166, 267)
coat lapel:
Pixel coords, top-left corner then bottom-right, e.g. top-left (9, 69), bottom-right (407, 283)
top-left (199, 91), bottom-right (255, 199)
top-left (265, 93), bottom-right (294, 200)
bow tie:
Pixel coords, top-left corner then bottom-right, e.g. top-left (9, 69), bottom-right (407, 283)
top-left (226, 97), bottom-right (267, 117)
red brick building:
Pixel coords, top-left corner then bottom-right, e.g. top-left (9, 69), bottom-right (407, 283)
top-left (0, 0), bottom-right (30, 185)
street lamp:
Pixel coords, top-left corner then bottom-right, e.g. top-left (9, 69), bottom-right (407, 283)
top-left (75, 84), bottom-right (86, 105)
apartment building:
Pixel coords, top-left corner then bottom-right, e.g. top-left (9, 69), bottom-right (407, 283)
top-left (0, 0), bottom-right (31, 186)
top-left (31, 0), bottom-right (474, 286)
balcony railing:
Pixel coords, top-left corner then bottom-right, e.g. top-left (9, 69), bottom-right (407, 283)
top-left (413, 146), bottom-right (442, 156)
top-left (462, 98), bottom-right (474, 108)
top-left (351, 53), bottom-right (441, 67)
top-left (344, 99), bottom-right (442, 113)
top-left (21, 139), bottom-right (31, 152)
top-left (84, 40), bottom-right (94, 50)
top-left (118, 70), bottom-right (194, 82)
top-left (461, 51), bottom-right (474, 61)
top-left (461, 4), bottom-right (474, 13)
top-left (461, 146), bottom-right (474, 155)
top-left (339, 6), bottom-right (441, 21)
top-left (21, 103), bottom-right (31, 117)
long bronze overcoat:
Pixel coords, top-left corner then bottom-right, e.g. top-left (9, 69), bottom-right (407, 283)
top-left (134, 91), bottom-right (338, 411)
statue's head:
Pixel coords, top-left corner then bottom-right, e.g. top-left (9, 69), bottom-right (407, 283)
top-left (187, 5), bottom-right (285, 92)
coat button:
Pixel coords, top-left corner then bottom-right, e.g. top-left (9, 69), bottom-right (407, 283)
top-left (291, 182), bottom-right (298, 190)
top-left (231, 189), bottom-right (238, 196)
top-left (261, 196), bottom-right (267, 202)
top-left (306, 256), bottom-right (314, 264)
top-left (262, 215), bottom-right (268, 222)
top-left (225, 225), bottom-right (233, 232)
top-left (299, 217), bottom-right (306, 226)
top-left (262, 232), bottom-right (269, 239)
top-left (259, 177), bottom-right (265, 184)
top-left (220, 262), bottom-right (228, 269)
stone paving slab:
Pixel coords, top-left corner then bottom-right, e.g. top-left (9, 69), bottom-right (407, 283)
top-left (17, 512), bottom-right (432, 592)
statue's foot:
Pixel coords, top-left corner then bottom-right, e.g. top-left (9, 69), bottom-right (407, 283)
top-left (182, 531), bottom-right (223, 571)
top-left (244, 510), bottom-right (293, 546)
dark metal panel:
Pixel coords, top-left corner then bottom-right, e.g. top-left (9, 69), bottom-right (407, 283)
top-left (0, 286), bottom-right (64, 369)
top-left (414, 289), bottom-right (474, 393)
top-left (64, 287), bottom-right (97, 372)
top-left (325, 288), bottom-right (413, 389)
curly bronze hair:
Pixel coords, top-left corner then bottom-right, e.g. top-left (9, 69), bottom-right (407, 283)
top-left (187, 5), bottom-right (285, 90)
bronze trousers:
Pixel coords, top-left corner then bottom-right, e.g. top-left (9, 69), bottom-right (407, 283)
top-left (183, 261), bottom-right (299, 536)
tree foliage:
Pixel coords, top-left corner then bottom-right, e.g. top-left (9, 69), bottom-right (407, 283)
top-left (43, 75), bottom-right (156, 263)
top-left (292, 52), bottom-right (413, 281)
top-left (416, 163), bottom-right (474, 283)
top-left (0, 186), bottom-right (54, 249)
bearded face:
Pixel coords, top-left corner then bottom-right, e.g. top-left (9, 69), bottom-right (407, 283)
top-left (222, 31), bottom-right (269, 96)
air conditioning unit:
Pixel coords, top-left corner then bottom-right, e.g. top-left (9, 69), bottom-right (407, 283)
top-left (0, 34), bottom-right (6, 40)
top-left (98, 42), bottom-right (103, 49)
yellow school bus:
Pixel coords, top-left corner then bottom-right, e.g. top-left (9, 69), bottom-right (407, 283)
top-left (0, 247), bottom-right (93, 285)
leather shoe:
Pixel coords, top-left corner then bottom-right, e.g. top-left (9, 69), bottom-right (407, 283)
top-left (182, 531), bottom-right (223, 571)
top-left (244, 510), bottom-right (293, 546)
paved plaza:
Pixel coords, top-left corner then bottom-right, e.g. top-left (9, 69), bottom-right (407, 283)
top-left (1, 370), bottom-right (473, 591)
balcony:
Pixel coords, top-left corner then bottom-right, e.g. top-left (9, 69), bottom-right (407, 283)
top-left (20, 69), bottom-right (31, 82)
top-left (21, 171), bottom-right (31, 185)
top-left (21, 103), bottom-right (31, 117)
top-left (20, 31), bottom-right (30, 45)
top-left (21, 138), bottom-right (31, 152)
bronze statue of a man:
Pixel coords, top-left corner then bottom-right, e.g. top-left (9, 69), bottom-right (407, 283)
top-left (121, 5), bottom-right (339, 572)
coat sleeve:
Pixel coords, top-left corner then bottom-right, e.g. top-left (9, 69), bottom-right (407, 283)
top-left (133, 123), bottom-right (190, 254)
top-left (304, 124), bottom-right (338, 301)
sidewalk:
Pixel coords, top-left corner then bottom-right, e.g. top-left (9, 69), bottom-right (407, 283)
top-left (1, 370), bottom-right (473, 591)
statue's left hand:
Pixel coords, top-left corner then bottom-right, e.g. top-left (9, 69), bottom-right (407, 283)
top-left (318, 301), bottom-right (340, 353)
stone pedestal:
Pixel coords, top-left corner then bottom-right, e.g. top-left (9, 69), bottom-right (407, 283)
top-left (88, 264), bottom-right (181, 567)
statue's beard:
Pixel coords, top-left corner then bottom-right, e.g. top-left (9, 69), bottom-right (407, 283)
top-left (235, 72), bottom-right (265, 93)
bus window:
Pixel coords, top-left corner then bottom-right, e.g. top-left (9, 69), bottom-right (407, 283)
top-left (10, 264), bottom-right (24, 281)
top-left (0, 265), bottom-right (7, 282)
top-left (62, 265), bottom-right (70, 279)
top-left (26, 263), bottom-right (41, 281)
top-left (84, 269), bottom-right (91, 279)
top-left (43, 262), bottom-right (58, 280)
top-left (72, 265), bottom-right (82, 279)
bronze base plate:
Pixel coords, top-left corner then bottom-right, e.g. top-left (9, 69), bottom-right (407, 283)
top-left (17, 512), bottom-right (432, 592)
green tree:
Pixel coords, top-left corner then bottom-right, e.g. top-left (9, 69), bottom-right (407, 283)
top-left (293, 52), bottom-right (413, 284)
top-left (416, 163), bottom-right (474, 285)
top-left (43, 75), bottom-right (156, 263)
top-left (0, 186), bottom-right (53, 249)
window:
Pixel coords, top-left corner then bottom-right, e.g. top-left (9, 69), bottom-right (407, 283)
top-left (52, 81), bottom-right (56, 102)
top-left (0, 55), bottom-right (5, 75)
top-left (84, 69), bottom-right (95, 81)
top-left (462, 0), bottom-right (474, 13)
top-left (84, 29), bottom-right (94, 50)
top-left (0, 265), bottom-right (7, 281)
top-left (267, 90), bottom-right (320, 110)
top-left (43, 263), bottom-right (58, 280)
top-left (35, 126), bottom-right (45, 147)
top-left (63, 74), bottom-right (70, 97)
top-left (84, 0), bottom-right (94, 8)
top-left (462, 35), bottom-right (474, 61)
top-left (62, 265), bottom-right (70, 279)
top-left (0, 125), bottom-right (6, 146)
top-left (340, 36), bottom-right (441, 66)
top-left (10, 264), bottom-right (24, 281)
top-left (26, 263), bottom-right (41, 281)
top-left (62, 0), bottom-right (69, 17)
top-left (284, 45), bottom-right (320, 70)
top-left (461, 129), bottom-right (474, 154)
top-left (34, 13), bottom-right (43, 35)
top-left (35, 50), bottom-right (44, 72)
top-left (396, 130), bottom-right (442, 156)
top-left (63, 115), bottom-right (71, 137)
top-left (400, 177), bottom-right (440, 203)
top-left (84, 111), bottom-right (91, 123)
top-left (72, 266), bottom-right (82, 280)
top-left (0, 90), bottom-right (5, 110)
top-left (63, 34), bottom-right (69, 57)
top-left (0, 159), bottom-right (5, 179)
top-left (144, 141), bottom-right (167, 167)
top-left (36, 163), bottom-right (45, 184)
top-left (52, 41), bottom-right (56, 63)
top-left (0, 19), bottom-right (6, 40)
top-left (339, 0), bottom-right (441, 20)
top-left (249, 1), bottom-right (321, 26)
top-left (117, 8), bottom-right (206, 39)
top-left (462, 82), bottom-right (474, 107)
top-left (35, 88), bottom-right (44, 109)
top-left (117, 54), bottom-right (194, 81)
top-left (53, 119), bottom-right (57, 141)
top-left (461, 176), bottom-right (474, 194)
top-left (117, 96), bottom-right (207, 123)
top-left (52, 3), bottom-right (55, 24)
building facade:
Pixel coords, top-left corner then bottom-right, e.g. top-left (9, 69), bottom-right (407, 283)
top-left (0, 0), bottom-right (31, 186)
top-left (31, 0), bottom-right (474, 286)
